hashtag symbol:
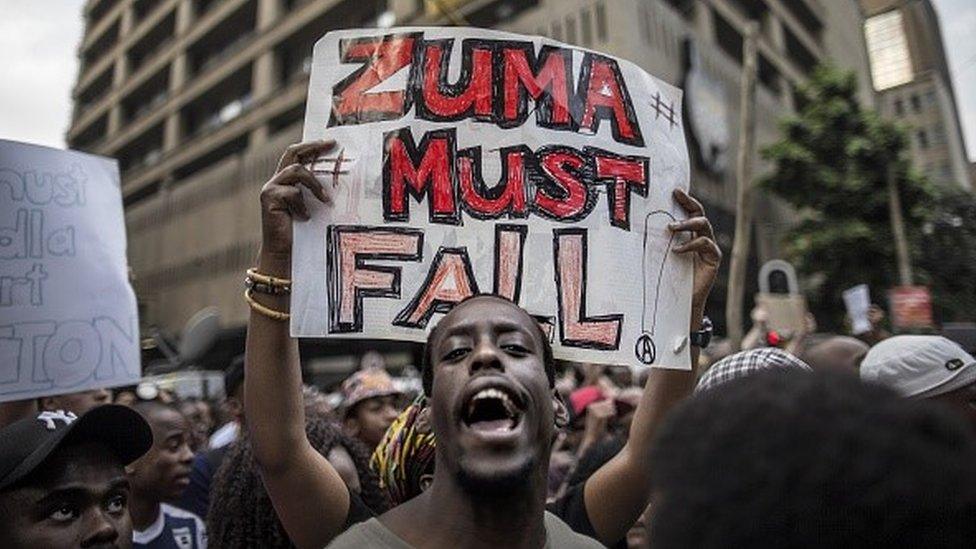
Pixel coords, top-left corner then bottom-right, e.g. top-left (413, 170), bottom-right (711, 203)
top-left (650, 92), bottom-right (678, 130)
top-left (311, 147), bottom-right (353, 188)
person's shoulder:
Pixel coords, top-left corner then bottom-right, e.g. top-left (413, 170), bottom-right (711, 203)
top-left (544, 511), bottom-right (604, 548)
top-left (161, 503), bottom-right (206, 534)
top-left (327, 517), bottom-right (412, 548)
top-left (160, 504), bottom-right (207, 548)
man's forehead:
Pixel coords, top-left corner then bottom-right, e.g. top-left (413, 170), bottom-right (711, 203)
top-left (27, 443), bottom-right (124, 490)
top-left (436, 296), bottom-right (539, 337)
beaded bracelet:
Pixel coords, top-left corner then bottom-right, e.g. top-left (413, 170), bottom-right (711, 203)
top-left (245, 268), bottom-right (292, 295)
top-left (243, 289), bottom-right (290, 321)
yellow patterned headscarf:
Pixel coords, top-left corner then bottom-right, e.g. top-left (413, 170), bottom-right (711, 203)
top-left (370, 395), bottom-right (436, 505)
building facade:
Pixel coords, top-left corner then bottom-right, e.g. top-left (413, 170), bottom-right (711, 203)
top-left (861, 0), bottom-right (972, 190)
top-left (68, 0), bottom-right (874, 349)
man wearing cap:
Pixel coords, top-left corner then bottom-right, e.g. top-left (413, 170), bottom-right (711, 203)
top-left (861, 335), bottom-right (976, 431)
top-left (340, 366), bottom-right (403, 450)
top-left (0, 404), bottom-right (152, 548)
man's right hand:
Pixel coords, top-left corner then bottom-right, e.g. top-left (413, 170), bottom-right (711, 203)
top-left (258, 140), bottom-right (335, 273)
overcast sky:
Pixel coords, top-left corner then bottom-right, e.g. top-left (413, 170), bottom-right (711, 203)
top-left (1, 0), bottom-right (974, 160)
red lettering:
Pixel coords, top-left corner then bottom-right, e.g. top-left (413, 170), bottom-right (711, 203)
top-left (534, 148), bottom-right (590, 220)
top-left (421, 42), bottom-right (493, 120)
top-left (329, 34), bottom-right (417, 126)
top-left (327, 226), bottom-right (424, 333)
top-left (593, 153), bottom-right (648, 230)
top-left (382, 129), bottom-right (458, 223)
top-left (578, 54), bottom-right (643, 146)
top-left (458, 148), bottom-right (527, 218)
top-left (553, 229), bottom-right (622, 349)
top-left (502, 46), bottom-right (572, 126)
top-left (394, 248), bottom-right (480, 328)
top-left (493, 224), bottom-right (528, 302)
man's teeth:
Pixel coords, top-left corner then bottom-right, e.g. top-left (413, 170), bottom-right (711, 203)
top-left (470, 388), bottom-right (517, 417)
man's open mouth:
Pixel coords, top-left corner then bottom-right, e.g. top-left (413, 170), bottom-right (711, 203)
top-left (462, 386), bottom-right (524, 432)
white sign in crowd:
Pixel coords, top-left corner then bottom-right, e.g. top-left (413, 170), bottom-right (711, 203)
top-left (292, 28), bottom-right (695, 369)
top-left (0, 140), bottom-right (140, 402)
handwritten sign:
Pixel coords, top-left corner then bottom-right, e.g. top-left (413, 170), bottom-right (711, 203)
top-left (292, 28), bottom-right (694, 369)
top-left (0, 140), bottom-right (140, 402)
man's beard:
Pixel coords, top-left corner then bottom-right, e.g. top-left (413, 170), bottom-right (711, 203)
top-left (455, 454), bottom-right (537, 498)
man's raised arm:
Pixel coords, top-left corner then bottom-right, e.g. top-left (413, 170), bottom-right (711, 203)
top-left (245, 140), bottom-right (352, 549)
top-left (583, 189), bottom-right (721, 545)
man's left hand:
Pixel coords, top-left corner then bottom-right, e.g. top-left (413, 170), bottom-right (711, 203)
top-left (669, 188), bottom-right (722, 329)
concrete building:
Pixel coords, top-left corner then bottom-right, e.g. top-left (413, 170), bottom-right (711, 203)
top-left (67, 0), bottom-right (874, 353)
top-left (861, 0), bottom-right (972, 190)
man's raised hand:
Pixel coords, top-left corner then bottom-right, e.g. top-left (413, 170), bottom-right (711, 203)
top-left (259, 140), bottom-right (335, 259)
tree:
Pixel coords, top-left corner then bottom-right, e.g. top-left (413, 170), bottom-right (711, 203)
top-left (760, 66), bottom-right (938, 330)
top-left (917, 189), bottom-right (976, 323)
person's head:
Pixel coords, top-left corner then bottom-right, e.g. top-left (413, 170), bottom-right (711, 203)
top-left (861, 335), bottom-right (976, 431)
top-left (695, 347), bottom-right (811, 393)
top-left (371, 396), bottom-right (437, 506)
top-left (177, 398), bottom-right (213, 452)
top-left (208, 407), bottom-right (388, 547)
top-left (39, 388), bottom-right (112, 415)
top-left (649, 370), bottom-right (976, 548)
top-left (800, 335), bottom-right (869, 374)
top-left (422, 294), bottom-right (563, 496)
top-left (340, 368), bottom-right (402, 448)
top-left (222, 355), bottom-right (246, 424)
top-left (0, 406), bottom-right (152, 549)
top-left (126, 401), bottom-right (194, 504)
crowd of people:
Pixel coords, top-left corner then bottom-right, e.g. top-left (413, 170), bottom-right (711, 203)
top-left (1, 139), bottom-right (974, 548)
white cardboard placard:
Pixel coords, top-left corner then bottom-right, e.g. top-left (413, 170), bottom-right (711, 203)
top-left (0, 140), bottom-right (140, 402)
top-left (292, 28), bottom-right (693, 369)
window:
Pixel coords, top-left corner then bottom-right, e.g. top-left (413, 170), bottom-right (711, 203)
top-left (580, 8), bottom-right (592, 46)
top-left (864, 11), bottom-right (913, 91)
top-left (931, 123), bottom-right (946, 145)
top-left (595, 1), bottom-right (607, 43)
top-left (565, 15), bottom-right (577, 45)
top-left (910, 94), bottom-right (922, 112)
top-left (894, 98), bottom-right (904, 116)
top-left (917, 129), bottom-right (928, 149)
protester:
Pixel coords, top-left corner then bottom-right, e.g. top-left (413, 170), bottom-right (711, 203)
top-left (209, 356), bottom-right (244, 450)
top-left (243, 140), bottom-right (720, 547)
top-left (371, 396), bottom-right (436, 507)
top-left (207, 407), bottom-right (388, 547)
top-left (340, 367), bottom-right (403, 450)
top-left (177, 398), bottom-right (215, 452)
top-left (800, 335), bottom-right (869, 374)
top-left (695, 347), bottom-right (811, 393)
top-left (176, 359), bottom-right (245, 519)
top-left (648, 369), bottom-right (976, 548)
top-left (861, 335), bottom-right (976, 431)
top-left (127, 400), bottom-right (205, 548)
top-left (0, 404), bottom-right (152, 548)
top-left (39, 388), bottom-right (112, 415)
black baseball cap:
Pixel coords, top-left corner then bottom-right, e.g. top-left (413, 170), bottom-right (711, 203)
top-left (0, 404), bottom-right (152, 490)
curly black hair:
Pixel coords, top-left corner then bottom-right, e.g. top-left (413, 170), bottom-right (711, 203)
top-left (207, 412), bottom-right (390, 548)
top-left (421, 293), bottom-right (555, 396)
top-left (648, 369), bottom-right (976, 549)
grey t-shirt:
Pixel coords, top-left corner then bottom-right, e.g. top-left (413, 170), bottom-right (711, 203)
top-left (327, 511), bottom-right (603, 548)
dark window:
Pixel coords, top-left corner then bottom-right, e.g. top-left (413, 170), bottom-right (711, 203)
top-left (595, 1), bottom-right (607, 43)
top-left (894, 98), bottom-right (904, 116)
top-left (911, 94), bottom-right (922, 112)
top-left (917, 129), bottom-right (929, 149)
top-left (580, 8), bottom-right (593, 46)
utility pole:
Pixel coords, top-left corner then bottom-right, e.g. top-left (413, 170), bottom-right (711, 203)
top-left (726, 22), bottom-right (759, 351)
top-left (887, 165), bottom-right (913, 285)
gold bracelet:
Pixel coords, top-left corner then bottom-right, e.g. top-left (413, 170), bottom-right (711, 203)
top-left (244, 289), bottom-right (290, 321)
top-left (246, 268), bottom-right (292, 289)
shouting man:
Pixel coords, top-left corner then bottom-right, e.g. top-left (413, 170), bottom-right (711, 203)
top-left (244, 141), bottom-right (720, 548)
